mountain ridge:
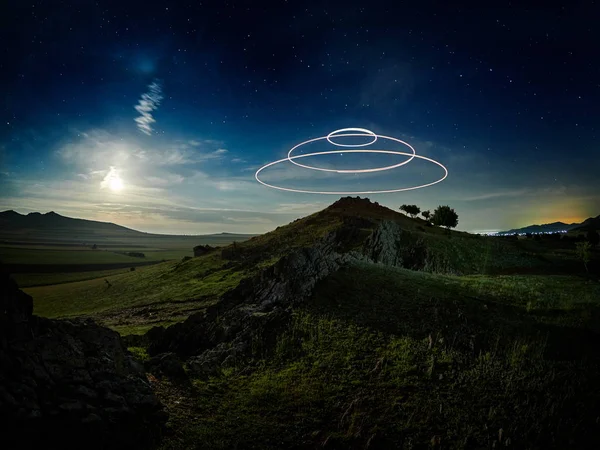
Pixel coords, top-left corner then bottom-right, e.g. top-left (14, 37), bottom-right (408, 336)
top-left (0, 209), bottom-right (255, 238)
top-left (498, 214), bottom-right (600, 235)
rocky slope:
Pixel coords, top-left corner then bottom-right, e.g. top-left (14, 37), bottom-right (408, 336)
top-left (0, 272), bottom-right (166, 449)
top-left (141, 208), bottom-right (488, 374)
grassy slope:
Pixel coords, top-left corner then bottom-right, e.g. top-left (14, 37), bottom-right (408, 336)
top-left (155, 264), bottom-right (600, 449)
top-left (26, 200), bottom-right (572, 335)
top-left (13, 268), bottom-right (132, 287)
top-left (26, 207), bottom-right (346, 333)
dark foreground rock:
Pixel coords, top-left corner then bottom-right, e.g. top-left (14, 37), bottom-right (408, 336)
top-left (0, 273), bottom-right (167, 449)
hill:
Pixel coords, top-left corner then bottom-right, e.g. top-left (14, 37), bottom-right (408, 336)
top-left (498, 214), bottom-right (600, 235)
top-left (0, 210), bottom-right (255, 243)
top-left (20, 197), bottom-right (600, 448)
top-left (572, 214), bottom-right (600, 232)
top-left (499, 220), bottom-right (578, 235)
top-left (28, 196), bottom-right (569, 334)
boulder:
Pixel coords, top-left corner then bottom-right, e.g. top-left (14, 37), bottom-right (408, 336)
top-left (0, 272), bottom-right (167, 449)
top-left (146, 352), bottom-right (186, 379)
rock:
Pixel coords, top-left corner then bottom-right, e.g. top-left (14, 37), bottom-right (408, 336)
top-left (0, 272), bottom-right (167, 449)
top-left (193, 244), bottom-right (216, 257)
top-left (146, 352), bottom-right (186, 378)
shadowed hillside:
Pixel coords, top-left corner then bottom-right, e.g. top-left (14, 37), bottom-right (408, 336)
top-left (15, 197), bottom-right (600, 448)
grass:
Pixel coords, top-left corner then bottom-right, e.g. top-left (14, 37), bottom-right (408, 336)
top-left (10, 199), bottom-right (600, 447)
top-left (0, 246), bottom-right (193, 265)
top-left (12, 268), bottom-right (132, 287)
top-left (0, 246), bottom-right (151, 265)
top-left (26, 252), bottom-right (247, 331)
top-left (153, 265), bottom-right (600, 449)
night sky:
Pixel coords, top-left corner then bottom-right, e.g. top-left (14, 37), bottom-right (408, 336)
top-left (1, 0), bottom-right (599, 234)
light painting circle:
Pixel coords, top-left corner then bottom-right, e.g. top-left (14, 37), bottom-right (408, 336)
top-left (287, 133), bottom-right (417, 173)
top-left (327, 128), bottom-right (377, 147)
top-left (255, 149), bottom-right (448, 195)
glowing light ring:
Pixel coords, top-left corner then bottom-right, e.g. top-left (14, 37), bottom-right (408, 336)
top-left (255, 150), bottom-right (448, 195)
top-left (327, 127), bottom-right (377, 147)
top-left (287, 134), bottom-right (416, 173)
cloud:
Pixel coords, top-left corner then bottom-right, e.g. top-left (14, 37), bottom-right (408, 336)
top-left (134, 80), bottom-right (163, 135)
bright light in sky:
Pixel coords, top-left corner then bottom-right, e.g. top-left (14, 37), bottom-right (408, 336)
top-left (109, 176), bottom-right (124, 192)
top-left (101, 166), bottom-right (124, 192)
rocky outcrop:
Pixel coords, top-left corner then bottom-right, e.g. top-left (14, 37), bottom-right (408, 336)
top-left (363, 220), bottom-right (429, 270)
top-left (193, 244), bottom-right (216, 257)
top-left (0, 273), bottom-right (166, 449)
top-left (146, 223), bottom-right (375, 369)
top-left (145, 216), bottom-right (449, 376)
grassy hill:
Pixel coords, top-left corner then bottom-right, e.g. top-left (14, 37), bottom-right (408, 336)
top-left (152, 264), bottom-right (600, 449)
top-left (18, 197), bottom-right (600, 448)
top-left (27, 197), bottom-right (588, 334)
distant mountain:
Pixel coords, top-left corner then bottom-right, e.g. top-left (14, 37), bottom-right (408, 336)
top-left (0, 210), bottom-right (256, 240)
top-left (572, 215), bottom-right (600, 232)
top-left (498, 215), bottom-right (600, 235)
top-left (0, 210), bottom-right (144, 234)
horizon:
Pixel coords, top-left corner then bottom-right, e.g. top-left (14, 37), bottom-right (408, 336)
top-left (2, 202), bottom-right (596, 236)
top-left (2, 1), bottom-right (599, 234)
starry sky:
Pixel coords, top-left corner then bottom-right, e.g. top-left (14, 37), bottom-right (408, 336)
top-left (1, 0), bottom-right (599, 234)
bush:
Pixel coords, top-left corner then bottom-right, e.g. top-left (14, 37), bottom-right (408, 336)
top-left (130, 267), bottom-right (136, 272)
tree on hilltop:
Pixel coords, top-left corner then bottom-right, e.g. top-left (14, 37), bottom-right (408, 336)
top-left (432, 205), bottom-right (458, 229)
top-left (400, 204), bottom-right (421, 218)
top-left (421, 210), bottom-right (431, 221)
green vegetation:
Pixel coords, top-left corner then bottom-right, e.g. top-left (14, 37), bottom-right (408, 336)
top-left (432, 205), bottom-right (459, 229)
top-left (399, 204), bottom-right (421, 218)
top-left (0, 247), bottom-right (152, 265)
top-left (155, 265), bottom-right (600, 449)
top-left (27, 252), bottom-right (244, 330)
top-left (9, 199), bottom-right (600, 448)
top-left (575, 241), bottom-right (592, 272)
top-left (12, 268), bottom-right (131, 287)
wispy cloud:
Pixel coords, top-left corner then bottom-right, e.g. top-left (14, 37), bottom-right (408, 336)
top-left (134, 80), bottom-right (163, 135)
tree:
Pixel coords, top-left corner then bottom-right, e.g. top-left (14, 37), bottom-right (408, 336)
top-left (575, 241), bottom-right (592, 273)
top-left (432, 205), bottom-right (459, 229)
top-left (587, 229), bottom-right (599, 247)
top-left (399, 204), bottom-right (421, 218)
top-left (421, 210), bottom-right (431, 221)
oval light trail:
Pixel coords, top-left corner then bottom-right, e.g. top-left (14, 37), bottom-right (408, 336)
top-left (255, 149), bottom-right (448, 195)
top-left (287, 133), bottom-right (416, 173)
top-left (326, 127), bottom-right (377, 147)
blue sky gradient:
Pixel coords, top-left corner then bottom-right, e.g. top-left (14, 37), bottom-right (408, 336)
top-left (1, 0), bottom-right (599, 234)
